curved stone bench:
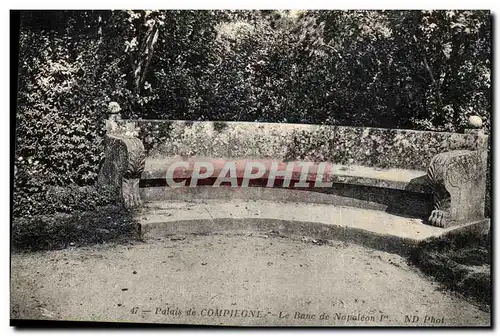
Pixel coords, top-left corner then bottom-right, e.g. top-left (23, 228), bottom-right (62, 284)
top-left (97, 118), bottom-right (490, 252)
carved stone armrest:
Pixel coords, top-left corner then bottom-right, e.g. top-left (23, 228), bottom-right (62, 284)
top-left (426, 149), bottom-right (487, 228)
top-left (97, 134), bottom-right (146, 209)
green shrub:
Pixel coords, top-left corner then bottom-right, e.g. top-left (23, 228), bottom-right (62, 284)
top-left (11, 205), bottom-right (141, 252)
top-left (14, 12), bottom-right (132, 218)
top-left (410, 231), bottom-right (491, 307)
top-left (12, 184), bottom-right (118, 219)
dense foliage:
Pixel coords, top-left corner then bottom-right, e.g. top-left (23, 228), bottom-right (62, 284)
top-left (14, 10), bottom-right (491, 218)
top-left (410, 230), bottom-right (491, 307)
top-left (12, 204), bottom-right (140, 252)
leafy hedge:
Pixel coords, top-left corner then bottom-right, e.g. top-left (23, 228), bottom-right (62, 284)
top-left (12, 204), bottom-right (141, 252)
top-left (14, 12), bottom-right (129, 218)
top-left (13, 184), bottom-right (118, 218)
top-left (410, 231), bottom-right (491, 307)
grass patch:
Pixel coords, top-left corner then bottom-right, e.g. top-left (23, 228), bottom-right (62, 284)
top-left (12, 205), bottom-right (141, 253)
top-left (409, 231), bottom-right (491, 309)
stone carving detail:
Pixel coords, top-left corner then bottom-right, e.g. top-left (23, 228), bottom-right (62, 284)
top-left (97, 134), bottom-right (146, 209)
top-left (122, 137), bottom-right (146, 208)
top-left (427, 149), bottom-right (487, 228)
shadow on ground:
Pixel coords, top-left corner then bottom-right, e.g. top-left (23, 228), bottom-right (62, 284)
top-left (409, 231), bottom-right (491, 309)
top-left (11, 205), bottom-right (142, 252)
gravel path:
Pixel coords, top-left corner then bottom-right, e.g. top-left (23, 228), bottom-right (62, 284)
top-left (10, 234), bottom-right (490, 326)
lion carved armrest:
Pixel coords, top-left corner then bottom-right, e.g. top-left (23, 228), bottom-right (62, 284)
top-left (426, 149), bottom-right (487, 228)
top-left (97, 134), bottom-right (146, 209)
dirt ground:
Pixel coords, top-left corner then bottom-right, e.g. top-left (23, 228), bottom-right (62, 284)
top-left (10, 233), bottom-right (490, 327)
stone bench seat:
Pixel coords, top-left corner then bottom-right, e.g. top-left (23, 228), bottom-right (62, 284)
top-left (140, 156), bottom-right (429, 192)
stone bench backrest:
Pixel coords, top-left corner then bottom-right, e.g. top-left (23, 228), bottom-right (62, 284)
top-left (111, 120), bottom-right (486, 171)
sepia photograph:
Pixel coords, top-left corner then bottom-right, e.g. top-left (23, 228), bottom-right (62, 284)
top-left (10, 8), bottom-right (492, 327)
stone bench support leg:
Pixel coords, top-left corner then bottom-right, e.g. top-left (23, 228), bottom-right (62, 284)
top-left (97, 134), bottom-right (146, 209)
top-left (426, 149), bottom-right (487, 228)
